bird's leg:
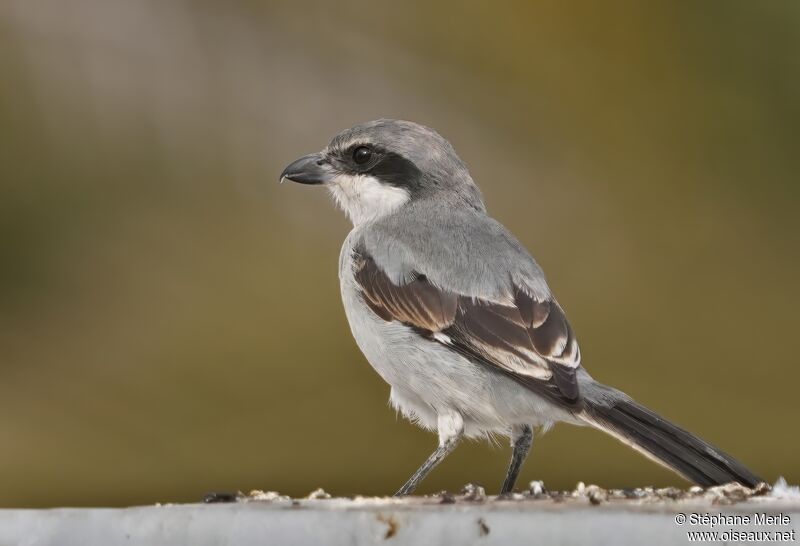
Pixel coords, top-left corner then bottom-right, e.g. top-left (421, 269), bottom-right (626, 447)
top-left (500, 424), bottom-right (533, 495)
top-left (395, 412), bottom-right (464, 496)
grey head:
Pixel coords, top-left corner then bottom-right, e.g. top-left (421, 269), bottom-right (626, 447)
top-left (280, 119), bottom-right (485, 225)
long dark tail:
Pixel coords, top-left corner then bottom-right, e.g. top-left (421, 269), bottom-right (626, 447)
top-left (581, 381), bottom-right (763, 488)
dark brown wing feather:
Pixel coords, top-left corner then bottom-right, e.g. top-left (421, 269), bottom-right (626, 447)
top-left (355, 255), bottom-right (458, 332)
top-left (353, 248), bottom-right (581, 403)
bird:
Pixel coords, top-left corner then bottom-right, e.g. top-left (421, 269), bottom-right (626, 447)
top-left (279, 119), bottom-right (763, 496)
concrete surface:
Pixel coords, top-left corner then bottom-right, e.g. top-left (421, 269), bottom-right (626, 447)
top-left (1, 482), bottom-right (798, 546)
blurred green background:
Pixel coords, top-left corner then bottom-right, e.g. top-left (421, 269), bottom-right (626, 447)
top-left (0, 0), bottom-right (798, 508)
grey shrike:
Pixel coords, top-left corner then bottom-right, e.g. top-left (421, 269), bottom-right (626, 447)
top-left (280, 119), bottom-right (762, 495)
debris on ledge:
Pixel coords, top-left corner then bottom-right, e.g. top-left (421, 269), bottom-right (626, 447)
top-left (209, 479), bottom-right (776, 507)
top-left (2, 480), bottom-right (798, 546)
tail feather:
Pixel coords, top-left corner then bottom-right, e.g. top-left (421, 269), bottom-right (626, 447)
top-left (581, 382), bottom-right (763, 488)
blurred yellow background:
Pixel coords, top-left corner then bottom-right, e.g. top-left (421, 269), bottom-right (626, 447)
top-left (0, 0), bottom-right (798, 508)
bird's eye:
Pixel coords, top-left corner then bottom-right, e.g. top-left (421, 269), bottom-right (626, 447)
top-left (352, 146), bottom-right (373, 165)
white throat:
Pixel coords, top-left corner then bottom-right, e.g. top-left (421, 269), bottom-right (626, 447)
top-left (327, 174), bottom-right (410, 226)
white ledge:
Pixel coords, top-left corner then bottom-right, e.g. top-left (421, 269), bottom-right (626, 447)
top-left (2, 483), bottom-right (798, 546)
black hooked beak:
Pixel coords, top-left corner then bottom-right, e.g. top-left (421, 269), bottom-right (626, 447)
top-left (279, 152), bottom-right (332, 185)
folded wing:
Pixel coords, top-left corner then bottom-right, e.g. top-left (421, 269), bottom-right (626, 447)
top-left (353, 247), bottom-right (582, 403)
